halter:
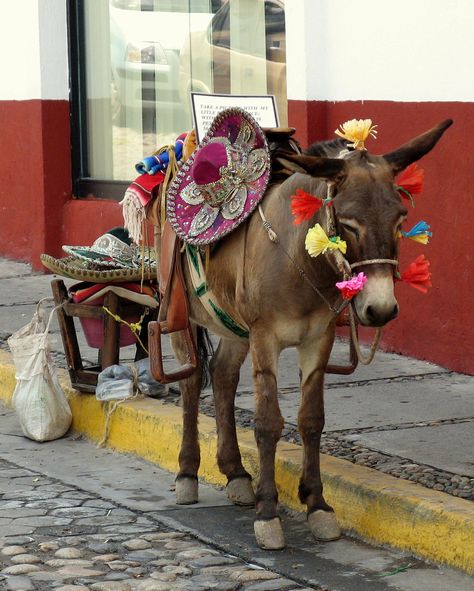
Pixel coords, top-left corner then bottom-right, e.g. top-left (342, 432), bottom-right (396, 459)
top-left (258, 180), bottom-right (399, 366)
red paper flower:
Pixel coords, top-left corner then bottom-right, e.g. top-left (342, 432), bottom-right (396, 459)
top-left (396, 163), bottom-right (425, 205)
top-left (290, 188), bottom-right (322, 225)
top-left (400, 254), bottom-right (432, 293)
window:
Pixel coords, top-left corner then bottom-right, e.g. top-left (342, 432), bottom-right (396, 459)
top-left (69, 0), bottom-right (287, 200)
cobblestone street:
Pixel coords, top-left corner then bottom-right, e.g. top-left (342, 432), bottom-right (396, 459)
top-left (0, 457), bottom-right (310, 591)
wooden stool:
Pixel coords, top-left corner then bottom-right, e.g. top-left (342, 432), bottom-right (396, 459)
top-left (51, 279), bottom-right (152, 393)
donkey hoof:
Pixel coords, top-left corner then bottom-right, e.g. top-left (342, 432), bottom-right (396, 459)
top-left (308, 510), bottom-right (341, 541)
top-left (175, 477), bottom-right (198, 505)
top-left (254, 518), bottom-right (285, 550)
top-left (227, 477), bottom-right (255, 506)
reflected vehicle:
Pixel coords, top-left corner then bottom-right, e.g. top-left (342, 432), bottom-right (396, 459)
top-left (179, 0), bottom-right (286, 123)
top-left (109, 0), bottom-right (224, 125)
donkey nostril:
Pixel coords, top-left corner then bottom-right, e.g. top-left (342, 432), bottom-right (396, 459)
top-left (366, 305), bottom-right (376, 322)
top-left (390, 304), bottom-right (399, 320)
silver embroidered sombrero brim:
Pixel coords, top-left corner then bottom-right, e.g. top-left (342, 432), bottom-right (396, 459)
top-left (40, 254), bottom-right (157, 284)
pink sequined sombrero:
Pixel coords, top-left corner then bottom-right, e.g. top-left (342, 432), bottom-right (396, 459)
top-left (166, 107), bottom-right (271, 245)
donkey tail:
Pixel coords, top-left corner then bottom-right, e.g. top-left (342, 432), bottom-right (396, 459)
top-left (196, 326), bottom-right (214, 389)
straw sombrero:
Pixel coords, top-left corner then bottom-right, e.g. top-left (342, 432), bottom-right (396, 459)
top-left (40, 227), bottom-right (157, 283)
top-left (166, 107), bottom-right (270, 245)
top-left (40, 254), bottom-right (157, 283)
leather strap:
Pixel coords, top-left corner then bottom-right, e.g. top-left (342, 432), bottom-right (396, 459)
top-left (149, 221), bottom-right (198, 383)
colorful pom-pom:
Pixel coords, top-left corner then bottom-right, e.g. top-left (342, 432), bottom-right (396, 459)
top-left (305, 224), bottom-right (347, 258)
top-left (290, 188), bottom-right (322, 225)
top-left (336, 272), bottom-right (368, 300)
top-left (396, 163), bottom-right (425, 207)
top-left (400, 220), bottom-right (432, 244)
top-left (400, 254), bottom-right (432, 293)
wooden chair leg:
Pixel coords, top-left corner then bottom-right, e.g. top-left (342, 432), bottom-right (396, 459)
top-left (101, 292), bottom-right (120, 369)
top-left (51, 279), bottom-right (84, 374)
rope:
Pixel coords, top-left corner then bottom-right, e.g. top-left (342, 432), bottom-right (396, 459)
top-left (348, 305), bottom-right (382, 365)
top-left (102, 306), bottom-right (149, 355)
top-left (97, 366), bottom-right (142, 448)
top-left (257, 206), bottom-right (348, 316)
top-left (350, 258), bottom-right (398, 269)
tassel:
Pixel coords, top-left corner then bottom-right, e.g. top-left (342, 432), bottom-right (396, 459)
top-left (305, 224), bottom-right (347, 258)
top-left (336, 272), bottom-right (368, 300)
top-left (400, 220), bottom-right (432, 244)
top-left (396, 163), bottom-right (425, 207)
top-left (400, 254), bottom-right (432, 293)
top-left (120, 188), bottom-right (146, 244)
top-left (290, 189), bottom-right (322, 225)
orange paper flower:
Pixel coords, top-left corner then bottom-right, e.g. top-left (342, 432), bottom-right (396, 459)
top-left (400, 254), bottom-right (432, 293)
top-left (290, 188), bottom-right (322, 225)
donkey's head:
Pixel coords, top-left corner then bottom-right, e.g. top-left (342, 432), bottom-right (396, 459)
top-left (280, 119), bottom-right (452, 327)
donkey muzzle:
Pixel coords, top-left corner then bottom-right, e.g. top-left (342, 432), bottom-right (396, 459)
top-left (353, 274), bottom-right (399, 327)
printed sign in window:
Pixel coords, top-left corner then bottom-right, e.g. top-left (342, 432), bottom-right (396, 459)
top-left (191, 93), bottom-right (279, 142)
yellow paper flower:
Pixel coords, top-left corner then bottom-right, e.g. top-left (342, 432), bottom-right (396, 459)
top-left (305, 224), bottom-right (347, 258)
top-left (334, 119), bottom-right (377, 150)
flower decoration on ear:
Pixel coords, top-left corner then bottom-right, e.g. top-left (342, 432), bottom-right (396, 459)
top-left (335, 119), bottom-right (377, 150)
top-left (290, 189), bottom-right (323, 225)
top-left (305, 224), bottom-right (347, 258)
top-left (400, 220), bottom-right (432, 244)
top-left (336, 272), bottom-right (368, 300)
top-left (399, 254), bottom-right (432, 293)
top-left (396, 163), bottom-right (425, 207)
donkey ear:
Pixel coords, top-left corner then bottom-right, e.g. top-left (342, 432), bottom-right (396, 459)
top-left (275, 153), bottom-right (346, 180)
top-left (383, 119), bottom-right (453, 174)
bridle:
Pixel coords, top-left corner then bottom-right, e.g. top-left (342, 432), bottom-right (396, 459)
top-left (258, 179), bottom-right (399, 365)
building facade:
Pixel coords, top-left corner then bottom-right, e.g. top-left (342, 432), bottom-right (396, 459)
top-left (0, 0), bottom-right (473, 373)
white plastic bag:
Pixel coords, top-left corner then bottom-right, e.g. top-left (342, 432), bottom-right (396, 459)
top-left (7, 298), bottom-right (72, 442)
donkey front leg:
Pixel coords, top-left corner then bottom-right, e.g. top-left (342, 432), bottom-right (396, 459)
top-left (171, 328), bottom-right (204, 505)
top-left (211, 338), bottom-right (255, 506)
top-left (250, 331), bottom-right (285, 550)
top-left (297, 328), bottom-right (341, 541)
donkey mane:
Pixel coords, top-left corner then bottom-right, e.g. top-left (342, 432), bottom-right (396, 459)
top-left (305, 137), bottom-right (350, 158)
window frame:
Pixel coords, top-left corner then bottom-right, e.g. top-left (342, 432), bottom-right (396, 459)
top-left (68, 0), bottom-right (130, 201)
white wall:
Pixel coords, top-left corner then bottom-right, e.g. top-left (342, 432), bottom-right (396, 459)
top-left (286, 0), bottom-right (474, 102)
top-left (0, 0), bottom-right (69, 100)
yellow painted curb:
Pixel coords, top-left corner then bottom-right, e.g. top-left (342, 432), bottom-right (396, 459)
top-left (1, 349), bottom-right (473, 574)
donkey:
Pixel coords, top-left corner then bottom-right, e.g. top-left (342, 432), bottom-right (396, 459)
top-left (168, 119), bottom-right (452, 549)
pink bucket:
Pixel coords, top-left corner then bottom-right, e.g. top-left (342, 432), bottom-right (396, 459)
top-left (71, 293), bottom-right (139, 349)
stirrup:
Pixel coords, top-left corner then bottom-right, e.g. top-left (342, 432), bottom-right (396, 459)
top-left (148, 320), bottom-right (198, 384)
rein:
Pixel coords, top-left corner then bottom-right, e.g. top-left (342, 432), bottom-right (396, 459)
top-left (258, 181), bottom-right (398, 366)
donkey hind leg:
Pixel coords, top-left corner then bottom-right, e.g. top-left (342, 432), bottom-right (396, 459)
top-left (250, 332), bottom-right (285, 550)
top-left (171, 326), bottom-right (205, 505)
top-left (211, 338), bottom-right (255, 506)
top-left (297, 328), bottom-right (341, 541)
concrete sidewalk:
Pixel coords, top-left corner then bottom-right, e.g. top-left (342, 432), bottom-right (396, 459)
top-left (0, 258), bottom-right (473, 575)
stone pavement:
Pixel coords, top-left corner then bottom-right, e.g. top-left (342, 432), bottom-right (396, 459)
top-left (1, 408), bottom-right (473, 591)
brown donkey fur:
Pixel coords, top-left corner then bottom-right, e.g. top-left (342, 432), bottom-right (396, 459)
top-left (168, 119), bottom-right (452, 549)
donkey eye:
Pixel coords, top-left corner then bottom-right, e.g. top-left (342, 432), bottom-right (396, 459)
top-left (341, 223), bottom-right (360, 239)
